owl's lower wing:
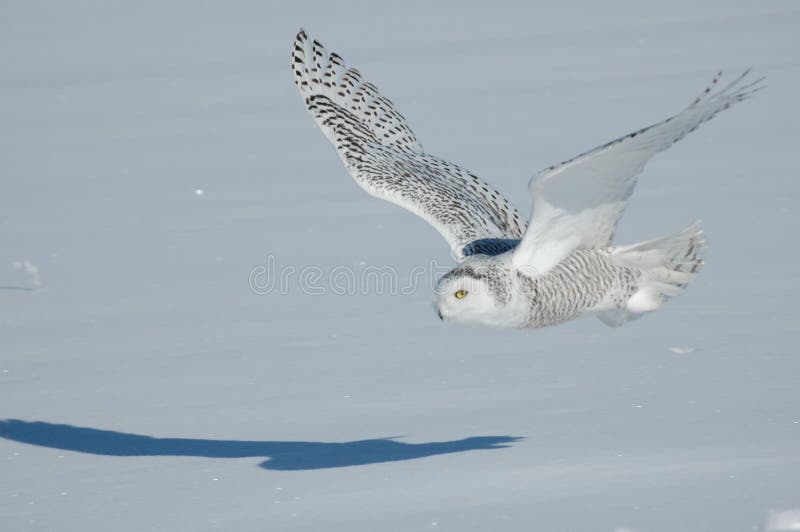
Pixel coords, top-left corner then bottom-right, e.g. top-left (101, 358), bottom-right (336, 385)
top-left (292, 30), bottom-right (524, 259)
top-left (513, 70), bottom-right (764, 274)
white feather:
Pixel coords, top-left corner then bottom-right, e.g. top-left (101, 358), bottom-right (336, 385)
top-left (513, 70), bottom-right (764, 274)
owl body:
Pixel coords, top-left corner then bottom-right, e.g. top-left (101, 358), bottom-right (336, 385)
top-left (436, 249), bottom-right (637, 328)
top-left (521, 249), bottom-right (639, 328)
top-left (436, 220), bottom-right (704, 328)
top-left (436, 224), bottom-right (706, 328)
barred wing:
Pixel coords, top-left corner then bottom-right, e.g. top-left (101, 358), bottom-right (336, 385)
top-left (292, 30), bottom-right (525, 259)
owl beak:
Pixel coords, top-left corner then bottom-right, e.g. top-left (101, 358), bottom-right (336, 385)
top-left (436, 307), bottom-right (444, 321)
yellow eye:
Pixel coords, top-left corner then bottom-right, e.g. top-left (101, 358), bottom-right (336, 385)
top-left (454, 290), bottom-right (468, 300)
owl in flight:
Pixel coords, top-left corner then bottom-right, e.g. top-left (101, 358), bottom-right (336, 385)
top-left (291, 30), bottom-right (762, 328)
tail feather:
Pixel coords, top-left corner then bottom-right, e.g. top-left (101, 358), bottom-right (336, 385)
top-left (598, 222), bottom-right (706, 326)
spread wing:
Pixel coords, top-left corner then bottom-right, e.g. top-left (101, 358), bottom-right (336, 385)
top-left (291, 30), bottom-right (525, 259)
top-left (513, 70), bottom-right (764, 274)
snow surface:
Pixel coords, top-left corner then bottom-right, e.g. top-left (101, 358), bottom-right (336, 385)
top-left (1, 2), bottom-right (799, 531)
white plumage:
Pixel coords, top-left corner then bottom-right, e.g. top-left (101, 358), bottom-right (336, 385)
top-left (514, 70), bottom-right (763, 275)
top-left (290, 29), bottom-right (763, 329)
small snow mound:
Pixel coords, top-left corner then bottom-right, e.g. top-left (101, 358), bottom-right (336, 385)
top-left (767, 508), bottom-right (800, 531)
top-left (12, 260), bottom-right (41, 287)
top-left (194, 189), bottom-right (204, 196)
top-left (668, 346), bottom-right (696, 354)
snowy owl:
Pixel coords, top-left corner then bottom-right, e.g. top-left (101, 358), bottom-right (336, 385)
top-left (291, 30), bottom-right (762, 328)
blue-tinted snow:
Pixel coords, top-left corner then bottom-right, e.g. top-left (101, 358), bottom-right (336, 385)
top-left (1, 2), bottom-right (798, 531)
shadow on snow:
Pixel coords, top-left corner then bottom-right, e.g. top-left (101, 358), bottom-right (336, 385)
top-left (0, 419), bottom-right (520, 471)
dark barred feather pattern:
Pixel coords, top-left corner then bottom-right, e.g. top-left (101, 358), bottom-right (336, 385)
top-left (520, 250), bottom-right (639, 328)
top-left (292, 29), bottom-right (525, 259)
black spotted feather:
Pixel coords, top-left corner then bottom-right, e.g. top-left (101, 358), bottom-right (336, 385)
top-left (292, 29), bottom-right (525, 259)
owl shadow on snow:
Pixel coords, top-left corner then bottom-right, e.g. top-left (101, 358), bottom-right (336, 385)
top-left (0, 419), bottom-right (520, 471)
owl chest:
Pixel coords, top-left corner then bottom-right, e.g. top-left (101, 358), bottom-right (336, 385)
top-left (519, 252), bottom-right (618, 328)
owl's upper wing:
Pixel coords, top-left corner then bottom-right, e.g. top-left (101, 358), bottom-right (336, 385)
top-left (292, 30), bottom-right (525, 259)
top-left (512, 70), bottom-right (763, 274)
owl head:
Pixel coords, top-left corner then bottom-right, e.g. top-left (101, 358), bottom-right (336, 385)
top-left (434, 261), bottom-right (522, 328)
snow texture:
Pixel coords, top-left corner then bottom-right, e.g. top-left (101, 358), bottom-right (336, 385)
top-left (1, 2), bottom-right (798, 531)
top-left (767, 508), bottom-right (800, 531)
